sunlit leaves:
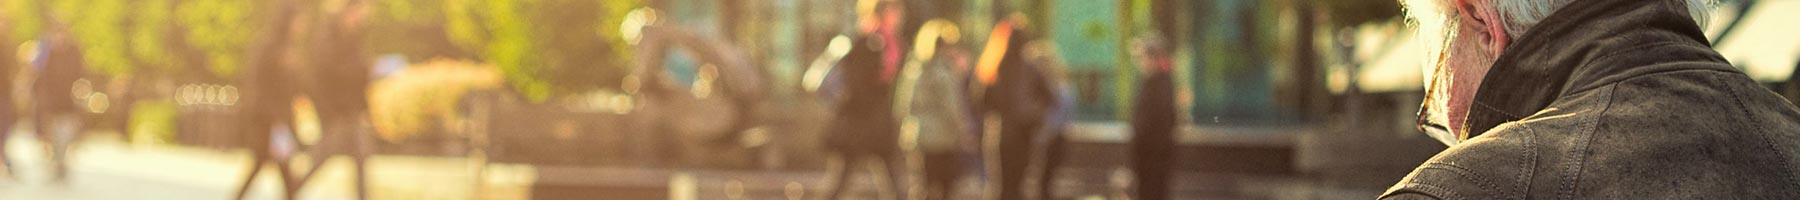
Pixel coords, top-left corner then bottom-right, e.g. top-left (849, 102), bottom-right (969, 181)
top-left (1, 0), bottom-right (231, 78)
top-left (129, 0), bottom-right (179, 72)
top-left (434, 0), bottom-right (642, 102)
top-left (0, 0), bottom-right (44, 41)
top-left (51, 0), bottom-right (133, 77)
top-left (176, 0), bottom-right (262, 77)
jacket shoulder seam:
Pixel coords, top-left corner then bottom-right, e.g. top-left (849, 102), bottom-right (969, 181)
top-left (1707, 74), bottom-right (1800, 197)
top-left (1515, 119), bottom-right (1538, 200)
top-left (1555, 84), bottom-right (1618, 200)
top-left (1558, 68), bottom-right (1737, 97)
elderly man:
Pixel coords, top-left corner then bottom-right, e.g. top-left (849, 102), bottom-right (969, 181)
top-left (1387, 0), bottom-right (1800, 199)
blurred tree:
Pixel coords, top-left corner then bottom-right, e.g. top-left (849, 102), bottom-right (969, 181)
top-left (175, 0), bottom-right (265, 78)
top-left (365, 0), bottom-right (471, 62)
top-left (1, 0), bottom-right (269, 80)
top-left (49, 0), bottom-right (132, 77)
top-left (127, 0), bottom-right (181, 74)
top-left (437, 0), bottom-right (645, 102)
top-left (0, 0), bottom-right (44, 43)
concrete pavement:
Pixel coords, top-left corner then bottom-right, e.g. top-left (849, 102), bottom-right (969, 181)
top-left (0, 131), bottom-right (532, 200)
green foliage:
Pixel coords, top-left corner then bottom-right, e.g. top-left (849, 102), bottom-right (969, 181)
top-left (129, 0), bottom-right (180, 73)
top-left (2, 0), bottom-right (224, 78)
top-left (175, 0), bottom-right (262, 77)
top-left (436, 0), bottom-right (643, 102)
top-left (128, 100), bottom-right (178, 145)
top-left (4, 0), bottom-right (652, 100)
top-left (50, 0), bottom-right (133, 77)
top-left (1, 0), bottom-right (44, 41)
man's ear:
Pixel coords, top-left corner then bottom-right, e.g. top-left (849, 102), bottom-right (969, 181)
top-left (1480, 11), bottom-right (1510, 56)
top-left (1455, 0), bottom-right (1512, 55)
top-left (1474, 1), bottom-right (1511, 55)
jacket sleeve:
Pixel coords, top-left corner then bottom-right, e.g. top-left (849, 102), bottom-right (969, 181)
top-left (1378, 162), bottom-right (1511, 200)
top-left (1380, 192), bottom-right (1442, 200)
top-left (1380, 124), bottom-right (1539, 200)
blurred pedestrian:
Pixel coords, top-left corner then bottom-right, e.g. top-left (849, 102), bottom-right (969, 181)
top-left (973, 18), bottom-right (1071, 200)
top-left (30, 30), bottom-right (87, 182)
top-left (0, 32), bottom-right (16, 178)
top-left (819, 0), bottom-right (908, 199)
top-left (293, 1), bottom-right (376, 198)
top-left (895, 19), bottom-right (974, 200)
top-left (232, 2), bottom-right (305, 198)
top-left (1128, 32), bottom-right (1176, 200)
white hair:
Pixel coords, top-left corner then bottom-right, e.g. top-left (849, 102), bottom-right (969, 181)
top-left (1492, 0), bottom-right (1717, 38)
top-left (1399, 0), bottom-right (1719, 103)
top-left (1402, 0), bottom-right (1716, 145)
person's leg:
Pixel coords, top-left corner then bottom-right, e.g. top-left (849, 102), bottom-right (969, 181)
top-left (1031, 134), bottom-right (1066, 199)
top-left (869, 154), bottom-right (901, 200)
top-left (920, 175), bottom-right (949, 200)
top-left (979, 120), bottom-right (1005, 200)
top-left (28, 109), bottom-right (49, 179)
top-left (819, 152), bottom-right (853, 200)
top-left (49, 113), bottom-right (78, 181)
top-left (32, 111), bottom-right (67, 181)
top-left (1144, 148), bottom-right (1172, 200)
top-left (347, 115), bottom-right (373, 200)
top-left (921, 151), bottom-right (959, 200)
top-left (904, 147), bottom-right (927, 200)
top-left (1131, 136), bottom-right (1173, 200)
top-left (0, 96), bottom-right (11, 176)
top-left (989, 125), bottom-right (1033, 200)
top-left (234, 156), bottom-right (268, 200)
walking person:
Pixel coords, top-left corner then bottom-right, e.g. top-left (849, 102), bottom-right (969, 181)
top-left (0, 29), bottom-right (16, 179)
top-left (819, 0), bottom-right (909, 199)
top-left (1128, 33), bottom-right (1177, 200)
top-left (30, 30), bottom-right (87, 182)
top-left (974, 18), bottom-right (1069, 200)
top-left (894, 19), bottom-right (975, 200)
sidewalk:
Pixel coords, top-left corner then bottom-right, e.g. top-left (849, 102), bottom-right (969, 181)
top-left (0, 124), bottom-right (1372, 200)
top-left (0, 131), bottom-right (533, 200)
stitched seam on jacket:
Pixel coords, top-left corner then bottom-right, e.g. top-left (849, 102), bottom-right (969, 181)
top-left (1515, 123), bottom-right (1538, 200)
top-left (1474, 101), bottom-right (1526, 119)
top-left (1425, 162), bottom-right (1500, 197)
top-left (1712, 74), bottom-right (1800, 197)
top-left (1557, 84), bottom-right (1614, 200)
top-left (1577, 42), bottom-right (1681, 71)
top-left (1556, 67), bottom-right (1738, 98)
top-left (1421, 183), bottom-right (1465, 200)
top-left (1396, 183), bottom-right (1465, 200)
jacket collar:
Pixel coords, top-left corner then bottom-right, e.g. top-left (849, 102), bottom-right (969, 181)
top-left (1458, 0), bottom-right (1731, 137)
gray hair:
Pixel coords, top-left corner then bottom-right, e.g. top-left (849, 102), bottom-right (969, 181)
top-left (1492, 0), bottom-right (1716, 38)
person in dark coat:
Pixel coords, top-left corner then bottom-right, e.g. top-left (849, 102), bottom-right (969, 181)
top-left (1021, 39), bottom-right (1075, 200)
top-left (31, 31), bottom-right (87, 181)
top-left (1128, 33), bottom-right (1176, 200)
top-left (819, 0), bottom-right (908, 199)
top-left (1385, 0), bottom-right (1800, 199)
top-left (974, 19), bottom-right (1069, 200)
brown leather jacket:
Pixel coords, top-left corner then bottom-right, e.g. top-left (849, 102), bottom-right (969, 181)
top-left (1383, 0), bottom-right (1800, 199)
